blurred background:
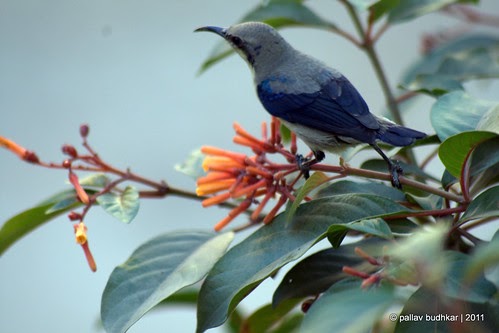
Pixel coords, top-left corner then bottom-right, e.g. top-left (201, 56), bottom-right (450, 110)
top-left (1, 1), bottom-right (498, 332)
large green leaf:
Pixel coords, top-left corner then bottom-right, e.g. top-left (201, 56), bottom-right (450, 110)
top-left (460, 186), bottom-right (499, 223)
top-left (402, 35), bottom-right (499, 95)
top-left (197, 0), bottom-right (332, 73)
top-left (300, 279), bottom-right (396, 333)
top-left (196, 194), bottom-right (408, 332)
top-left (96, 185), bottom-right (140, 224)
top-left (0, 189), bottom-right (82, 255)
top-left (273, 238), bottom-right (385, 307)
top-left (101, 230), bottom-right (234, 333)
top-left (438, 131), bottom-right (497, 178)
top-left (388, 0), bottom-right (479, 23)
top-left (431, 91), bottom-right (499, 141)
top-left (315, 179), bottom-right (406, 201)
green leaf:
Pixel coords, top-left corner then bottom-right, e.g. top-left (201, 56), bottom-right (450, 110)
top-left (328, 218), bottom-right (394, 248)
top-left (78, 173), bottom-right (111, 188)
top-left (388, 224), bottom-right (449, 286)
top-left (395, 286), bottom-right (499, 333)
top-left (196, 194), bottom-right (408, 332)
top-left (460, 186), bottom-right (499, 223)
top-left (286, 171), bottom-right (329, 221)
top-left (469, 136), bottom-right (499, 177)
top-left (96, 185), bottom-right (140, 224)
top-left (0, 189), bottom-right (82, 255)
top-left (174, 148), bottom-right (206, 180)
top-left (273, 238), bottom-right (385, 306)
top-left (241, 299), bottom-right (302, 333)
top-left (465, 231), bottom-right (499, 283)
top-left (316, 179), bottom-right (406, 201)
top-left (431, 91), bottom-right (499, 141)
top-left (402, 35), bottom-right (499, 95)
top-left (438, 131), bottom-right (497, 178)
top-left (388, 0), bottom-right (479, 23)
top-left (198, 0), bottom-right (332, 73)
top-left (300, 279), bottom-right (396, 333)
top-left (101, 230), bottom-right (234, 333)
top-left (443, 251), bottom-right (497, 303)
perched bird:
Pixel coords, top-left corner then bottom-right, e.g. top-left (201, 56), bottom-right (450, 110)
top-left (195, 22), bottom-right (426, 188)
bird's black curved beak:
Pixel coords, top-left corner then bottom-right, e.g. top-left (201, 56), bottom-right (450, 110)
top-left (194, 26), bottom-right (226, 38)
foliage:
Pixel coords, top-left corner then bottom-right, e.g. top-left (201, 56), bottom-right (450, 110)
top-left (1, 1), bottom-right (498, 333)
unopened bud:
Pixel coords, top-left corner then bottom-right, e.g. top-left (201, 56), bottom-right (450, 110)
top-left (68, 211), bottom-right (82, 221)
top-left (62, 159), bottom-right (72, 168)
top-left (80, 124), bottom-right (89, 138)
top-left (62, 144), bottom-right (78, 158)
top-left (24, 151), bottom-right (40, 164)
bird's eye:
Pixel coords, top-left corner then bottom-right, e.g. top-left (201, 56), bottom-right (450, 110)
top-left (230, 36), bottom-right (243, 47)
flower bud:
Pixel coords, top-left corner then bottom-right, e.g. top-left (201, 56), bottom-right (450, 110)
top-left (80, 124), bottom-right (89, 138)
top-left (62, 144), bottom-right (78, 158)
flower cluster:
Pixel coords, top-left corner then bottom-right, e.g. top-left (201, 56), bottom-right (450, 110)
top-left (196, 118), bottom-right (308, 231)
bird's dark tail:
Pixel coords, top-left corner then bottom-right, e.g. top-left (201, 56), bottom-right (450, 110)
top-left (377, 122), bottom-right (426, 147)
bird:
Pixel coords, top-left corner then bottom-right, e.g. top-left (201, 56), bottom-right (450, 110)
top-left (195, 22), bottom-right (426, 189)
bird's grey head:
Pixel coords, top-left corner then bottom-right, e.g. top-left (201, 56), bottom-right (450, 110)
top-left (195, 22), bottom-right (291, 73)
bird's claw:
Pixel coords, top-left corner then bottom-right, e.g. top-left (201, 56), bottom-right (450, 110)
top-left (296, 154), bottom-right (311, 179)
top-left (389, 161), bottom-right (404, 189)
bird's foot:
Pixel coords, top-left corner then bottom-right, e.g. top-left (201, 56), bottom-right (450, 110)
top-left (296, 154), bottom-right (311, 179)
top-left (389, 161), bottom-right (404, 189)
top-left (296, 151), bottom-right (324, 180)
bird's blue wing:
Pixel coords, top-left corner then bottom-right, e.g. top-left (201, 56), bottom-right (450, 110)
top-left (257, 76), bottom-right (380, 141)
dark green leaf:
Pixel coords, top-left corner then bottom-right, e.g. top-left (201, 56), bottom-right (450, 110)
top-left (389, 0), bottom-right (479, 23)
top-left (101, 231), bottom-right (234, 333)
top-left (431, 91), bottom-right (499, 141)
top-left (465, 231), bottom-right (499, 283)
top-left (402, 35), bottom-right (499, 95)
top-left (96, 185), bottom-right (140, 224)
top-left (197, 0), bottom-right (332, 73)
top-left (241, 299), bottom-right (302, 333)
top-left (468, 135), bottom-right (499, 194)
top-left (316, 179), bottom-right (406, 201)
top-left (395, 286), bottom-right (499, 333)
top-left (444, 251), bottom-right (497, 303)
top-left (441, 169), bottom-right (458, 189)
top-left (174, 148), bottom-right (206, 180)
top-left (460, 186), bottom-right (499, 223)
top-left (301, 279), bottom-right (395, 333)
top-left (438, 131), bottom-right (497, 178)
top-left (328, 218), bottom-right (394, 248)
top-left (196, 194), bottom-right (408, 332)
top-left (273, 238), bottom-right (385, 306)
top-left (369, 0), bottom-right (400, 22)
top-left (0, 189), bottom-right (82, 255)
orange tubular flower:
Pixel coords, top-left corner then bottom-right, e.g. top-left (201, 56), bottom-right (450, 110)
top-left (0, 136), bottom-right (40, 163)
top-left (196, 118), bottom-right (302, 231)
top-left (74, 222), bottom-right (97, 272)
